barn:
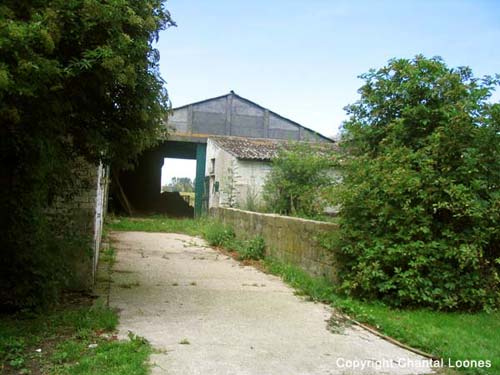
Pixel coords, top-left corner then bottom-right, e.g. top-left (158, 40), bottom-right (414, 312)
top-left (117, 91), bottom-right (333, 216)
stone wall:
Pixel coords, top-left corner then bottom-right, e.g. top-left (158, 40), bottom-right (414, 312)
top-left (210, 207), bottom-right (339, 283)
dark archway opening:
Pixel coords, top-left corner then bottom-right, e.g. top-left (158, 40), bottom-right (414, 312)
top-left (113, 141), bottom-right (206, 218)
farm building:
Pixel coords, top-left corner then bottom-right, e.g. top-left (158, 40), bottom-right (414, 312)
top-left (117, 91), bottom-right (334, 216)
top-left (206, 136), bottom-right (278, 209)
top-left (205, 136), bottom-right (339, 210)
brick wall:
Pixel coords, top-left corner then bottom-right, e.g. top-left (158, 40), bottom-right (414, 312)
top-left (210, 207), bottom-right (339, 283)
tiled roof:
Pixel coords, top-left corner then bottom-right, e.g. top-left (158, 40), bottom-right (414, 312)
top-left (210, 136), bottom-right (338, 161)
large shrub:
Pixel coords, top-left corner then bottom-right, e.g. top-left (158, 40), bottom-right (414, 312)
top-left (263, 142), bottom-right (338, 219)
top-left (335, 56), bottom-right (500, 310)
top-left (0, 0), bottom-right (174, 308)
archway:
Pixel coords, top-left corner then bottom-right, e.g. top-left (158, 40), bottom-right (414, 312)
top-left (116, 141), bottom-right (206, 217)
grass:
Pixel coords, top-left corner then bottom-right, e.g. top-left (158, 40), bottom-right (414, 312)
top-left (264, 259), bottom-right (499, 375)
top-left (202, 221), bottom-right (265, 260)
top-left (109, 215), bottom-right (266, 261)
top-left (107, 215), bottom-right (499, 375)
top-left (118, 281), bottom-right (140, 289)
top-left (0, 239), bottom-right (151, 375)
top-left (106, 215), bottom-right (205, 236)
top-left (202, 220), bottom-right (235, 246)
top-left (0, 299), bottom-right (151, 375)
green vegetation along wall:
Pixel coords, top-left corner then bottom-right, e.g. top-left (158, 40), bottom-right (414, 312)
top-left (211, 207), bottom-right (339, 283)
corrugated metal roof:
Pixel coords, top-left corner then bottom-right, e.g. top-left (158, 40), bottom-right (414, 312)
top-left (210, 136), bottom-right (338, 161)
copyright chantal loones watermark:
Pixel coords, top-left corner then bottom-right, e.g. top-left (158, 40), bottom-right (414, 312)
top-left (336, 357), bottom-right (492, 371)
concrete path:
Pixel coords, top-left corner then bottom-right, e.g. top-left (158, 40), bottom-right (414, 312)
top-left (108, 231), bottom-right (433, 375)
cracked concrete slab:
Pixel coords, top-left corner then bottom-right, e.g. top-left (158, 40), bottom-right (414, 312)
top-left (107, 231), bottom-right (433, 375)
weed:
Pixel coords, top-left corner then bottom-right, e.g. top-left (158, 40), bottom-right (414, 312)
top-left (100, 246), bottom-right (116, 267)
top-left (203, 222), bottom-right (235, 247)
top-left (118, 281), bottom-right (140, 289)
top-left (236, 236), bottom-right (265, 260)
top-left (179, 338), bottom-right (190, 345)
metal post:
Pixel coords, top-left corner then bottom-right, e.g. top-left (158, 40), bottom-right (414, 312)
top-left (194, 143), bottom-right (207, 217)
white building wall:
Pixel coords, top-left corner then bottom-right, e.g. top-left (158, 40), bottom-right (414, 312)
top-left (206, 139), bottom-right (238, 208)
top-left (206, 139), bottom-right (272, 209)
top-left (234, 160), bottom-right (271, 209)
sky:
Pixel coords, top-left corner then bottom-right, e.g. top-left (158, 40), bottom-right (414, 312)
top-left (162, 158), bottom-right (196, 186)
top-left (158, 0), bottom-right (500, 184)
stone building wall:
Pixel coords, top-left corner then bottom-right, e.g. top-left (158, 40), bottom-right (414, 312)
top-left (210, 207), bottom-right (339, 283)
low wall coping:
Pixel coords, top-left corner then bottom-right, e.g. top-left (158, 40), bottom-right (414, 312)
top-left (212, 207), bottom-right (338, 228)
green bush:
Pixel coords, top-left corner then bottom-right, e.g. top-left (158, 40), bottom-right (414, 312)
top-left (203, 222), bottom-right (235, 247)
top-left (236, 236), bottom-right (266, 260)
top-left (263, 142), bottom-right (338, 218)
top-left (334, 55), bottom-right (500, 310)
top-left (202, 221), bottom-right (265, 260)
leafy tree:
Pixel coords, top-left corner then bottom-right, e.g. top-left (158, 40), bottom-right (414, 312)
top-left (163, 177), bottom-right (194, 192)
top-left (263, 142), bottom-right (338, 218)
top-left (0, 0), bottom-right (174, 308)
top-left (335, 55), bottom-right (500, 310)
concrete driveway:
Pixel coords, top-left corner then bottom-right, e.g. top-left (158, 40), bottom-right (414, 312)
top-left (107, 231), bottom-right (433, 375)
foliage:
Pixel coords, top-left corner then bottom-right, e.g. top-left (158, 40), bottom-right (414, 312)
top-left (334, 55), bottom-right (500, 310)
top-left (162, 177), bottom-right (194, 193)
top-left (242, 179), bottom-right (261, 212)
top-left (203, 221), bottom-right (235, 247)
top-left (264, 258), bottom-right (336, 302)
top-left (52, 332), bottom-right (151, 375)
top-left (233, 236), bottom-right (266, 260)
top-left (265, 258), bottom-right (500, 375)
top-left (263, 142), bottom-right (338, 218)
top-left (106, 215), bottom-right (500, 374)
top-left (0, 0), bottom-right (174, 308)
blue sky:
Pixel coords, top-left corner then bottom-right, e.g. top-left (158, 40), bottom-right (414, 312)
top-left (158, 0), bottom-right (500, 182)
top-left (157, 0), bottom-right (500, 138)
